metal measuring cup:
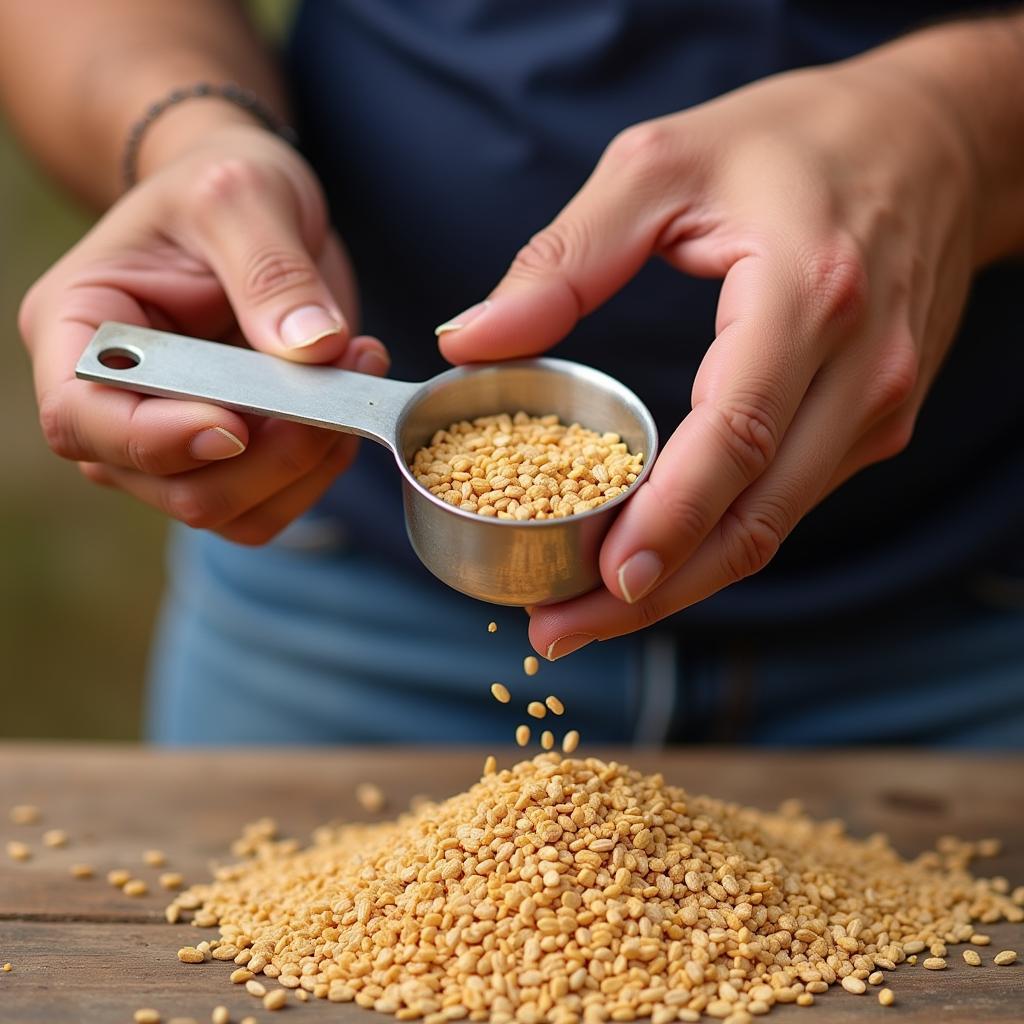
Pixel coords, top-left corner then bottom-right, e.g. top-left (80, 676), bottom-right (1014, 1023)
top-left (76, 323), bottom-right (658, 606)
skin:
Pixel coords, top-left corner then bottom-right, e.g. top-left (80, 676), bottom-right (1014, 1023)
top-left (437, 17), bottom-right (1024, 659)
top-left (3, 1), bottom-right (389, 545)
top-left (4, 5), bottom-right (1024, 623)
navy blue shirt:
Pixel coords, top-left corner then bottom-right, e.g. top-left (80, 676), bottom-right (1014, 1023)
top-left (286, 0), bottom-right (1024, 624)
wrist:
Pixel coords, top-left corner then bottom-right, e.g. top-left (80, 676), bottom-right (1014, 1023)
top-left (853, 15), bottom-right (1024, 268)
top-left (132, 95), bottom-right (276, 185)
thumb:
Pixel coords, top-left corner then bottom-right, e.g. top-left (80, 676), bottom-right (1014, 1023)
top-left (437, 127), bottom-right (674, 364)
top-left (187, 159), bottom-right (351, 363)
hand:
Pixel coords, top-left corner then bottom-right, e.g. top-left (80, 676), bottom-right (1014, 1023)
top-left (19, 122), bottom-right (389, 545)
top-left (438, 58), bottom-right (978, 657)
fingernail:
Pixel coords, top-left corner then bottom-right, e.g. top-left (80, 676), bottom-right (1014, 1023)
top-left (354, 348), bottom-right (391, 375)
top-left (190, 426), bottom-right (246, 461)
top-left (546, 633), bottom-right (595, 661)
top-left (617, 550), bottom-right (663, 604)
top-left (434, 301), bottom-right (490, 336)
top-left (279, 304), bottom-right (343, 348)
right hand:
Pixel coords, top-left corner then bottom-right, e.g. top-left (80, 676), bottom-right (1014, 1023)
top-left (19, 122), bottom-right (389, 545)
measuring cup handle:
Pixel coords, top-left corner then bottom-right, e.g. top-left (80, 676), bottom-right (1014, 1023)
top-left (76, 322), bottom-right (418, 450)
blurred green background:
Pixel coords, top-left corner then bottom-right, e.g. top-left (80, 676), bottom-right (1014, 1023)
top-left (0, 1), bottom-right (294, 739)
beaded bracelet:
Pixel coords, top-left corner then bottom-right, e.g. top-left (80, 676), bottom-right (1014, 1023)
top-left (121, 82), bottom-right (298, 191)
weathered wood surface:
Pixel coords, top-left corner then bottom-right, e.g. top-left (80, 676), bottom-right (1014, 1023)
top-left (1, 744), bottom-right (1022, 1022)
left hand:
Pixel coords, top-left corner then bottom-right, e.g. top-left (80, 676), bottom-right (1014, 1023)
top-left (437, 56), bottom-right (979, 659)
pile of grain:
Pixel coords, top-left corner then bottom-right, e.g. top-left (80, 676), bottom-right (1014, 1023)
top-left (409, 413), bottom-right (644, 520)
top-left (168, 755), bottom-right (1022, 1022)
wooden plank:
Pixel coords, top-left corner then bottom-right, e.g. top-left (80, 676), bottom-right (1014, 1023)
top-left (1, 744), bottom-right (1022, 1022)
top-left (1, 919), bottom-right (1021, 1024)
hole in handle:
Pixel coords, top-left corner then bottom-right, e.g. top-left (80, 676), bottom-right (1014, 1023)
top-left (98, 346), bottom-right (142, 370)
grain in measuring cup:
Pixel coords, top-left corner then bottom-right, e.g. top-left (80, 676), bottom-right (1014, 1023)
top-left (409, 411), bottom-right (644, 520)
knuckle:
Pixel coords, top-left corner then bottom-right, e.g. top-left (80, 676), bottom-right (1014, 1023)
top-left (38, 390), bottom-right (80, 460)
top-left (164, 481), bottom-right (223, 530)
top-left (124, 435), bottom-right (171, 476)
top-left (510, 221), bottom-right (581, 280)
top-left (604, 121), bottom-right (676, 180)
top-left (78, 461), bottom-right (108, 485)
top-left (864, 332), bottom-right (919, 420)
top-left (648, 480), bottom-right (713, 543)
top-left (707, 397), bottom-right (780, 480)
top-left (17, 280), bottom-right (43, 342)
top-left (218, 517), bottom-right (284, 547)
top-left (189, 158), bottom-right (266, 215)
top-left (799, 238), bottom-right (868, 328)
top-left (242, 244), bottom-right (319, 305)
top-left (631, 593), bottom-right (671, 631)
top-left (871, 413), bottom-right (917, 463)
top-left (719, 505), bottom-right (788, 583)
top-left (269, 429), bottom-right (333, 479)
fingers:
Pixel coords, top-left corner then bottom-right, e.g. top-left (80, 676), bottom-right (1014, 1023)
top-left (180, 158), bottom-right (350, 363)
top-left (81, 418), bottom-right (340, 529)
top-left (530, 356), bottom-right (881, 656)
top-left (597, 247), bottom-right (855, 603)
top-left (30, 302), bottom-right (251, 474)
top-left (437, 121), bottom-right (693, 364)
top-left (78, 334), bottom-right (389, 535)
top-left (216, 436), bottom-right (359, 545)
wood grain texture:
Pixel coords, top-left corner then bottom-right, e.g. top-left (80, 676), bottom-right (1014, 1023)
top-left (1, 744), bottom-right (1022, 1023)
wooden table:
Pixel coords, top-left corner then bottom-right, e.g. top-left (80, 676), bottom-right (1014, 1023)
top-left (1, 745), bottom-right (1021, 1023)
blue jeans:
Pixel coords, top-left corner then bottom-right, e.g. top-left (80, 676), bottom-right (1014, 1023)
top-left (148, 523), bottom-right (1024, 747)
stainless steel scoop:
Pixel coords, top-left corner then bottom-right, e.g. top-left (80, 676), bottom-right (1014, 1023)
top-left (76, 323), bottom-right (658, 606)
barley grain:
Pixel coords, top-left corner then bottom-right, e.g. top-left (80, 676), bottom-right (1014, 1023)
top-left (515, 725), bottom-right (531, 746)
top-left (263, 989), bottom-right (287, 1010)
top-left (70, 863), bottom-right (94, 879)
top-left (963, 949), bottom-right (982, 966)
top-left (356, 782), bottom-right (386, 814)
top-left (134, 1011), bottom-right (160, 1024)
top-left (178, 947), bottom-right (205, 964)
top-left (160, 872), bottom-right (185, 890)
top-left (168, 753), bottom-right (1021, 1024)
top-left (878, 988), bottom-right (895, 1006)
top-left (411, 414), bottom-right (644, 521)
top-left (124, 879), bottom-right (149, 897)
top-left (526, 701), bottom-right (546, 719)
top-left (144, 849), bottom-right (167, 867)
top-left (561, 730), bottom-right (580, 753)
top-left (487, 622), bottom-right (498, 633)
top-left (6, 839), bottom-right (31, 862)
top-left (107, 868), bottom-right (131, 887)
top-left (523, 656), bottom-right (539, 676)
top-left (544, 696), bottom-right (564, 715)
top-left (923, 958), bottom-right (946, 970)
top-left (42, 829), bottom-right (68, 848)
top-left (9, 804), bottom-right (40, 825)
top-left (540, 730), bottom-right (554, 750)
top-left (490, 683), bottom-right (511, 704)
top-left (245, 979), bottom-right (267, 997)
top-left (994, 950), bottom-right (1018, 966)
top-left (212, 1009), bottom-right (229, 1024)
